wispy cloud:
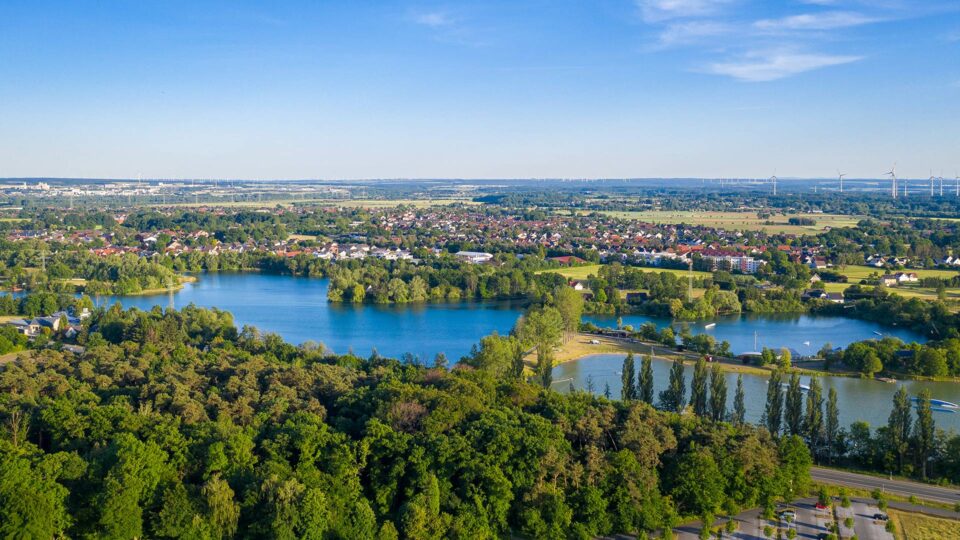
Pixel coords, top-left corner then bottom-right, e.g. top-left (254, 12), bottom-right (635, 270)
top-left (412, 11), bottom-right (455, 28)
top-left (407, 9), bottom-right (489, 47)
top-left (754, 11), bottom-right (881, 31)
top-left (636, 0), bottom-right (732, 23)
top-left (708, 51), bottom-right (863, 81)
top-left (630, 0), bottom-right (896, 81)
top-left (658, 20), bottom-right (731, 46)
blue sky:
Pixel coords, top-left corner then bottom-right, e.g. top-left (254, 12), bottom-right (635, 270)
top-left (0, 0), bottom-right (957, 179)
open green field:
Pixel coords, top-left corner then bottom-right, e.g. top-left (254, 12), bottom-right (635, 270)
top-left (594, 210), bottom-right (862, 234)
top-left (542, 263), bottom-right (711, 281)
top-left (821, 279), bottom-right (960, 305)
top-left (838, 265), bottom-right (960, 281)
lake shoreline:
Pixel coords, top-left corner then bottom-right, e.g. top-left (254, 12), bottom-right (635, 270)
top-left (124, 274), bottom-right (199, 296)
top-left (546, 332), bottom-right (955, 382)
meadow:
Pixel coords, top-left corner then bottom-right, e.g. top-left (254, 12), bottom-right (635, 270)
top-left (543, 263), bottom-right (711, 281)
top-left (595, 210), bottom-right (862, 234)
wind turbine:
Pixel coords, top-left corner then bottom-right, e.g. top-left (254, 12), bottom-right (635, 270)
top-left (885, 163), bottom-right (897, 199)
top-left (769, 174), bottom-right (778, 196)
top-left (930, 170), bottom-right (936, 197)
top-left (837, 170), bottom-right (846, 193)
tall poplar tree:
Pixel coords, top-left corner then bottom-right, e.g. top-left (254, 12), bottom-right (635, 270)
top-left (639, 354), bottom-right (655, 404)
top-left (659, 359), bottom-right (687, 413)
top-left (825, 387), bottom-right (840, 464)
top-left (784, 373), bottom-right (804, 437)
top-left (887, 386), bottom-right (913, 474)
top-left (914, 389), bottom-right (935, 479)
top-left (804, 376), bottom-right (824, 460)
top-left (761, 370), bottom-right (784, 436)
top-left (708, 363), bottom-right (727, 422)
top-left (732, 375), bottom-right (747, 426)
top-left (691, 357), bottom-right (709, 417)
top-left (621, 353), bottom-right (636, 401)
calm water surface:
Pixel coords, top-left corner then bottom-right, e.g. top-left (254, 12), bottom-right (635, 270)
top-left (99, 272), bottom-right (956, 430)
top-left (104, 273), bottom-right (927, 360)
top-left (554, 354), bottom-right (960, 432)
top-left (104, 273), bottom-right (522, 361)
top-left (584, 313), bottom-right (923, 356)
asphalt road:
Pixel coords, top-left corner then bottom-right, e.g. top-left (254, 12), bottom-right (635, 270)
top-left (811, 466), bottom-right (960, 505)
top-left (851, 499), bottom-right (894, 540)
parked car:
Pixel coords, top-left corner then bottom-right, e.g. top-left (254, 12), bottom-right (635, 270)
top-left (815, 502), bottom-right (828, 510)
top-left (778, 509), bottom-right (797, 520)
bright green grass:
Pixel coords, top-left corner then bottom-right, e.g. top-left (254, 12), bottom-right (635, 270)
top-left (542, 264), bottom-right (711, 280)
top-left (838, 265), bottom-right (960, 281)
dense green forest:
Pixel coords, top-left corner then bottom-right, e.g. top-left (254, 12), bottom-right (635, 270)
top-left (0, 305), bottom-right (812, 539)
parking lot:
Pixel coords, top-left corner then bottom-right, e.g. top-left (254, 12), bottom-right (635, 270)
top-left (672, 497), bottom-right (895, 539)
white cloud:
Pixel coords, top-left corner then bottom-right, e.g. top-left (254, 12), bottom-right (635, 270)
top-left (658, 20), bottom-right (731, 46)
top-left (708, 51), bottom-right (863, 81)
top-left (636, 0), bottom-right (731, 22)
top-left (754, 11), bottom-right (881, 31)
top-left (412, 11), bottom-right (454, 28)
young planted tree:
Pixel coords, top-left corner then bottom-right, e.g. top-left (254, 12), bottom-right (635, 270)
top-left (639, 354), bottom-right (655, 404)
top-left (732, 375), bottom-right (746, 426)
top-left (887, 386), bottom-right (913, 474)
top-left (784, 373), bottom-right (804, 437)
top-left (621, 353), bottom-right (637, 401)
top-left (761, 370), bottom-right (784, 436)
top-left (691, 358), bottom-right (709, 417)
top-left (778, 348), bottom-right (792, 370)
top-left (913, 389), bottom-right (935, 479)
top-left (708, 363), bottom-right (727, 422)
top-left (659, 359), bottom-right (687, 413)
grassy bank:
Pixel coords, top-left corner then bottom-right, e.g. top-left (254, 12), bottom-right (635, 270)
top-left (123, 274), bottom-right (199, 296)
top-left (811, 481), bottom-right (958, 513)
top-left (540, 263), bottom-right (711, 281)
top-left (539, 333), bottom-right (775, 376)
top-left (543, 333), bottom-right (889, 380)
top-left (890, 509), bottom-right (960, 539)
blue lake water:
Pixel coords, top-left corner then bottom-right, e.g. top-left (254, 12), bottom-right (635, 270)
top-left (99, 272), bottom-right (926, 361)
top-left (584, 313), bottom-right (924, 356)
top-left (95, 272), bottom-right (958, 431)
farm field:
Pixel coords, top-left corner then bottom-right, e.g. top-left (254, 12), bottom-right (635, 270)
top-left (594, 210), bottom-right (862, 234)
top-left (542, 263), bottom-right (711, 281)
